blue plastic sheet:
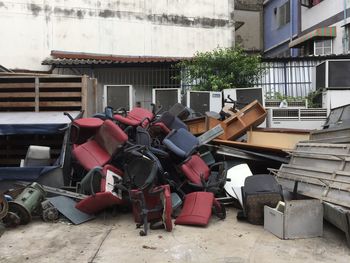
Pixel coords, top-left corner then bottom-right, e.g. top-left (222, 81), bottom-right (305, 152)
top-left (0, 124), bottom-right (67, 136)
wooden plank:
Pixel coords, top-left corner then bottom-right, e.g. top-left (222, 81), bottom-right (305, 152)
top-left (81, 75), bottom-right (87, 117)
top-left (39, 82), bottom-right (82, 88)
top-left (0, 92), bottom-right (35, 98)
top-left (0, 102), bottom-right (35, 107)
top-left (35, 77), bottom-right (39, 112)
top-left (39, 92), bottom-right (82, 98)
top-left (39, 101), bottom-right (82, 107)
top-left (0, 83), bottom-right (35, 88)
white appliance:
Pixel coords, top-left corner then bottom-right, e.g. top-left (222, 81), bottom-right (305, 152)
top-left (186, 90), bottom-right (222, 114)
top-left (267, 108), bottom-right (327, 130)
top-left (103, 85), bottom-right (134, 110)
top-left (223, 87), bottom-right (264, 109)
top-left (152, 88), bottom-right (181, 113)
top-left (315, 59), bottom-right (350, 113)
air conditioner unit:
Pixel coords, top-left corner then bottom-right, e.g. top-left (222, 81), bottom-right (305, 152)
top-left (315, 60), bottom-right (350, 90)
top-left (265, 99), bottom-right (308, 109)
top-left (267, 108), bottom-right (327, 130)
top-left (223, 87), bottom-right (264, 110)
top-left (186, 90), bottom-right (222, 114)
top-left (315, 60), bottom-right (350, 112)
top-left (152, 88), bottom-right (181, 113)
top-left (103, 85), bottom-right (134, 110)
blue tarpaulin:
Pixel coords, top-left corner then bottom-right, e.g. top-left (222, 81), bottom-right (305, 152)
top-left (0, 123), bottom-right (67, 136)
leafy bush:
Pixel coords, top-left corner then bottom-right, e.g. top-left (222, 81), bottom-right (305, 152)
top-left (177, 46), bottom-right (264, 91)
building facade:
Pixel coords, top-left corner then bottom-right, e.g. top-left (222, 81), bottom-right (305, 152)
top-left (289, 0), bottom-right (350, 56)
top-left (0, 0), bottom-right (235, 71)
top-left (263, 0), bottom-right (300, 57)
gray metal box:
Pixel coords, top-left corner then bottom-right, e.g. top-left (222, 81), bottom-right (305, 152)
top-left (264, 200), bottom-right (323, 239)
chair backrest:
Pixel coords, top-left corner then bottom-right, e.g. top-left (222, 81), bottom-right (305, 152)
top-left (95, 120), bottom-right (128, 156)
top-left (157, 111), bottom-right (188, 131)
top-left (169, 103), bottom-right (190, 120)
top-left (180, 154), bottom-right (210, 185)
top-left (129, 108), bottom-right (154, 122)
top-left (23, 145), bottom-right (51, 167)
top-left (163, 128), bottom-right (199, 158)
top-left (125, 156), bottom-right (158, 190)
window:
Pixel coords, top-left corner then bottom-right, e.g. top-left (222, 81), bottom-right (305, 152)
top-left (300, 0), bottom-right (324, 8)
top-left (277, 1), bottom-right (290, 28)
top-left (314, 39), bottom-right (332, 55)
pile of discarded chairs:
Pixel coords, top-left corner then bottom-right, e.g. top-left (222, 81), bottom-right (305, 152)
top-left (69, 104), bottom-right (227, 235)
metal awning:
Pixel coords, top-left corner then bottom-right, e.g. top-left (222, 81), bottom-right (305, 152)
top-left (289, 27), bottom-right (337, 48)
top-left (42, 50), bottom-right (188, 66)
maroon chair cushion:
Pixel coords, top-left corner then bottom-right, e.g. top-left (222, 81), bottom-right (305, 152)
top-left (160, 185), bottom-right (173, 232)
top-left (74, 118), bottom-right (104, 128)
top-left (175, 192), bottom-right (214, 226)
top-left (72, 140), bottom-right (111, 170)
top-left (71, 118), bottom-right (104, 144)
top-left (76, 192), bottom-right (124, 214)
top-left (114, 108), bottom-right (154, 128)
top-left (72, 120), bottom-right (128, 170)
top-left (94, 120), bottom-right (128, 156)
top-left (180, 154), bottom-right (210, 185)
top-left (76, 164), bottom-right (125, 214)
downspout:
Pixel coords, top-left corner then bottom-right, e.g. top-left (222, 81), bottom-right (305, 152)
top-left (344, 0), bottom-right (348, 53)
top-left (290, 0), bottom-right (293, 56)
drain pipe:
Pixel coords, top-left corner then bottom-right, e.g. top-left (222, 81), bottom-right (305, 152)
top-left (344, 0), bottom-right (348, 53)
top-left (290, 0), bottom-right (293, 56)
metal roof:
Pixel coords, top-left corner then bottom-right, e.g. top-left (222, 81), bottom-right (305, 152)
top-left (42, 50), bottom-right (188, 66)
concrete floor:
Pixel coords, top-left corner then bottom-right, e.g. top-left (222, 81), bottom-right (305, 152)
top-left (0, 207), bottom-right (349, 263)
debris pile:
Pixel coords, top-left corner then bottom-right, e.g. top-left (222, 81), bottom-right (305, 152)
top-left (0, 95), bottom-right (349, 248)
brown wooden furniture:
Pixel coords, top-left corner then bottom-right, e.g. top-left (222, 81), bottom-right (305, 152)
top-left (207, 100), bottom-right (267, 140)
top-left (184, 116), bottom-right (207, 135)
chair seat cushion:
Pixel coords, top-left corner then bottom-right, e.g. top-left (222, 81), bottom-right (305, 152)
top-left (76, 192), bottom-right (124, 214)
top-left (74, 118), bottom-right (104, 129)
top-left (114, 114), bottom-right (141, 126)
top-left (175, 192), bottom-right (214, 226)
top-left (180, 155), bottom-right (210, 185)
top-left (73, 140), bottom-right (110, 170)
top-left (114, 108), bottom-right (154, 127)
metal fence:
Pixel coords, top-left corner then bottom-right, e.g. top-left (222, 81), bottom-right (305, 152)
top-left (256, 59), bottom-right (321, 98)
top-left (54, 58), bottom-right (322, 100)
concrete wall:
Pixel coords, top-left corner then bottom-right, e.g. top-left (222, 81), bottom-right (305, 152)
top-left (263, 0), bottom-right (299, 56)
top-left (235, 10), bottom-right (262, 51)
top-left (234, 0), bottom-right (263, 52)
top-left (0, 0), bottom-right (235, 71)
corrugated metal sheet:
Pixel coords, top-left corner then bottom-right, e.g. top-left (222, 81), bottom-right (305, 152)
top-left (43, 50), bottom-right (186, 65)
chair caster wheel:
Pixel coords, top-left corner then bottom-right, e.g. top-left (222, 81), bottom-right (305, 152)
top-left (139, 230), bottom-right (146, 236)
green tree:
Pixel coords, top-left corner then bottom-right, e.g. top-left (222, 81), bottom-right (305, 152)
top-left (178, 46), bottom-right (264, 91)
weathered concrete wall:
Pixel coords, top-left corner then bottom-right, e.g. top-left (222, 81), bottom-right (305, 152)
top-left (234, 10), bottom-right (262, 51)
top-left (0, 0), bottom-right (235, 70)
top-left (234, 0), bottom-right (263, 52)
top-left (235, 0), bottom-right (263, 11)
